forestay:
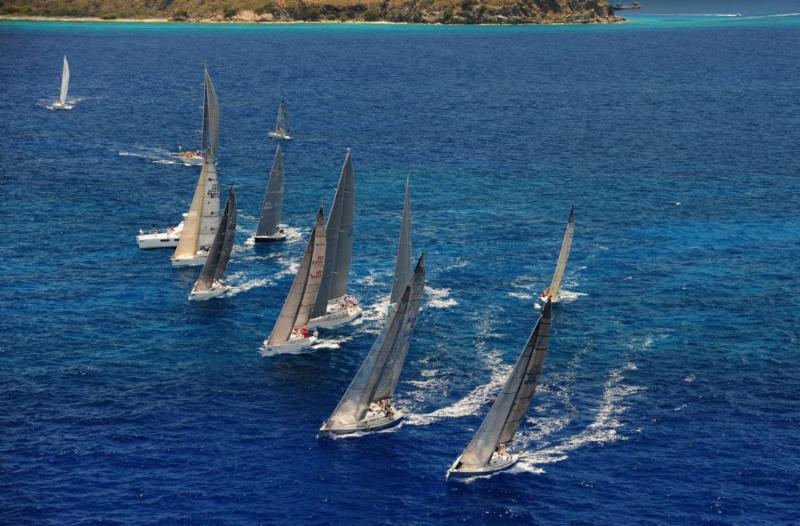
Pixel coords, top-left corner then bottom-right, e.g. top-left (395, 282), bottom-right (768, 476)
top-left (312, 149), bottom-right (355, 317)
top-left (255, 145), bottom-right (285, 237)
top-left (457, 300), bottom-right (553, 470)
top-left (267, 208), bottom-right (327, 345)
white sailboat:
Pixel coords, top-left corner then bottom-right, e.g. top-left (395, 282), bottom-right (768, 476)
top-left (189, 188), bottom-right (237, 301)
top-left (539, 206), bottom-right (574, 303)
top-left (178, 68), bottom-right (217, 166)
top-left (261, 207), bottom-right (327, 355)
top-left (308, 149), bottom-right (362, 329)
top-left (253, 144), bottom-right (288, 243)
top-left (50, 56), bottom-right (72, 110)
top-left (137, 214), bottom-right (186, 249)
top-left (171, 68), bottom-right (221, 267)
top-left (446, 300), bottom-right (553, 480)
top-left (318, 255), bottom-right (426, 438)
top-left (268, 98), bottom-right (291, 140)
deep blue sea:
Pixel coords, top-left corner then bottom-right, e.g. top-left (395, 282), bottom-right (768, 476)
top-left (1, 10), bottom-right (799, 525)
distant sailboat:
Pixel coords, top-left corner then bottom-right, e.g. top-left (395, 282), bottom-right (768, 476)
top-left (308, 149), bottom-right (362, 329)
top-left (539, 207), bottom-right (574, 303)
top-left (318, 255), bottom-right (426, 438)
top-left (171, 68), bottom-right (221, 267)
top-left (447, 300), bottom-right (553, 480)
top-left (50, 56), bottom-right (72, 110)
top-left (179, 67), bottom-right (218, 166)
top-left (189, 188), bottom-right (237, 301)
top-left (268, 98), bottom-right (292, 140)
top-left (261, 207), bottom-right (327, 355)
top-left (254, 144), bottom-right (288, 243)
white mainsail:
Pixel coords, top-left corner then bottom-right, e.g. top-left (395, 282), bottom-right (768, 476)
top-left (59, 56), bottom-right (69, 105)
top-left (545, 206), bottom-right (574, 302)
top-left (451, 300), bottom-right (553, 474)
top-left (267, 208), bottom-right (327, 346)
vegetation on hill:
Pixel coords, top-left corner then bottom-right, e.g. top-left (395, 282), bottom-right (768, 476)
top-left (0, 0), bottom-right (619, 24)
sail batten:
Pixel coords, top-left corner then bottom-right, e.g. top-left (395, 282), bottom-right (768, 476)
top-left (457, 301), bottom-right (553, 470)
top-left (313, 149), bottom-right (355, 317)
top-left (59, 56), bottom-right (69, 104)
top-left (255, 145), bottom-right (285, 237)
top-left (390, 176), bottom-right (413, 304)
top-left (268, 208), bottom-right (326, 345)
top-left (547, 207), bottom-right (574, 301)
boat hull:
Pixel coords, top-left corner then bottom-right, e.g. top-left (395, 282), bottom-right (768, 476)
top-left (188, 284), bottom-right (229, 301)
top-left (308, 299), bottom-right (362, 329)
top-left (138, 234), bottom-right (180, 249)
top-left (318, 412), bottom-right (404, 439)
top-left (49, 101), bottom-right (73, 110)
top-left (261, 334), bottom-right (318, 356)
top-left (254, 234), bottom-right (288, 243)
top-left (268, 131), bottom-right (292, 140)
top-left (446, 454), bottom-right (520, 480)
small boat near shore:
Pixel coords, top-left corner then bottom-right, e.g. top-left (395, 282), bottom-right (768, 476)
top-left (49, 56), bottom-right (72, 110)
top-left (539, 206), bottom-right (574, 303)
top-left (189, 188), bottom-right (237, 301)
top-left (447, 300), bottom-right (553, 480)
top-left (254, 144), bottom-right (288, 243)
top-left (171, 68), bottom-right (221, 267)
top-left (261, 207), bottom-right (327, 355)
top-left (137, 214), bottom-right (186, 249)
top-left (308, 149), bottom-right (361, 329)
top-left (268, 98), bottom-right (292, 140)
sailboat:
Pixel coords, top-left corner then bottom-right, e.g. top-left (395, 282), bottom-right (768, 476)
top-left (539, 206), bottom-right (574, 303)
top-left (318, 255), bottom-right (426, 438)
top-left (446, 300), bottom-right (553, 480)
top-left (178, 68), bottom-right (217, 166)
top-left (137, 213), bottom-right (186, 249)
top-left (50, 56), bottom-right (72, 110)
top-left (308, 149), bottom-right (362, 329)
top-left (268, 98), bottom-right (291, 140)
top-left (253, 144), bottom-right (287, 243)
top-left (189, 188), bottom-right (237, 301)
top-left (261, 207), bottom-right (327, 355)
top-left (171, 68), bottom-right (221, 267)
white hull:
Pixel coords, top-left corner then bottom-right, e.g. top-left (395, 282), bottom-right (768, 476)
top-left (189, 283), bottom-right (229, 301)
top-left (308, 297), bottom-right (362, 329)
top-left (137, 221), bottom-right (184, 249)
top-left (171, 252), bottom-right (208, 267)
top-left (49, 101), bottom-right (73, 110)
top-left (254, 233), bottom-right (288, 243)
top-left (261, 333), bottom-right (318, 356)
top-left (179, 156), bottom-right (203, 166)
top-left (318, 411), bottom-right (403, 439)
top-left (268, 131), bottom-right (292, 140)
top-left (446, 453), bottom-right (520, 480)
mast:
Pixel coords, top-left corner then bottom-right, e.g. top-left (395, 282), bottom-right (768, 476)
top-left (389, 175), bottom-right (413, 304)
top-left (255, 145), bottom-right (285, 237)
top-left (457, 300), bottom-right (553, 470)
top-left (267, 208), bottom-right (326, 345)
top-left (547, 206), bottom-right (574, 301)
top-left (312, 149), bottom-right (355, 317)
top-left (60, 56), bottom-right (69, 105)
top-left (194, 188), bottom-right (237, 292)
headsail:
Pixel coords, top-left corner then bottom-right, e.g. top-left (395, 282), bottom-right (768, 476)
top-left (275, 98), bottom-right (289, 135)
top-left (201, 68), bottom-right (220, 162)
top-left (324, 255), bottom-right (426, 428)
top-left (255, 145), bottom-right (285, 238)
top-left (60, 56), bottom-right (69, 105)
top-left (173, 165), bottom-right (208, 259)
top-left (312, 149), bottom-right (355, 317)
top-left (390, 176), bottom-right (413, 304)
top-left (546, 207), bottom-right (574, 302)
top-left (193, 188), bottom-right (237, 292)
top-left (267, 208), bottom-right (327, 345)
top-left (457, 300), bottom-right (553, 470)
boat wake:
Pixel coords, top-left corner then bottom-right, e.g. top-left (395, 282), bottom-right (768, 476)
top-left (351, 297), bottom-right (390, 333)
top-left (117, 146), bottom-right (180, 165)
top-left (425, 286), bottom-right (458, 309)
top-left (225, 273), bottom-right (273, 297)
top-left (312, 335), bottom-right (352, 350)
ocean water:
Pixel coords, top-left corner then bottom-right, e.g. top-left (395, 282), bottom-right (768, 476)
top-left (1, 13), bottom-right (799, 525)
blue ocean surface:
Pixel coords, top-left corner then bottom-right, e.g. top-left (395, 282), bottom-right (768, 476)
top-left (1, 12), bottom-right (799, 525)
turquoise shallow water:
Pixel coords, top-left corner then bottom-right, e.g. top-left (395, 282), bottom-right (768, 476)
top-left (1, 13), bottom-right (799, 525)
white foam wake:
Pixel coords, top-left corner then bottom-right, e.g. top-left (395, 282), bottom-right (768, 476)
top-left (425, 286), bottom-right (458, 309)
